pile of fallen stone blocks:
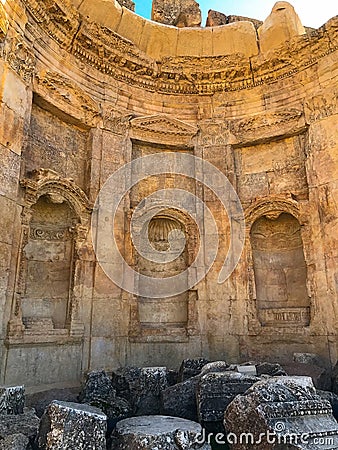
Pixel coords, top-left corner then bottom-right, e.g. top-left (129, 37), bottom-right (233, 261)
top-left (1, 356), bottom-right (338, 449)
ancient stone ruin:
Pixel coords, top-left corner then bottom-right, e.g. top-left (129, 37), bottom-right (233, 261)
top-left (0, 0), bottom-right (337, 447)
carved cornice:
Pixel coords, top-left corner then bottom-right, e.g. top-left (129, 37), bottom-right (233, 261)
top-left (245, 195), bottom-right (301, 229)
top-left (34, 70), bottom-right (100, 126)
top-left (21, 0), bottom-right (338, 95)
top-left (231, 108), bottom-right (307, 145)
top-left (130, 115), bottom-right (198, 146)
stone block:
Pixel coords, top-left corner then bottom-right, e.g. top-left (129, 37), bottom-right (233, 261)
top-left (200, 361), bottom-right (230, 375)
top-left (0, 408), bottom-right (39, 442)
top-left (225, 376), bottom-right (338, 449)
top-left (139, 21), bottom-right (179, 60)
top-left (258, 2), bottom-right (305, 53)
top-left (0, 385), bottom-right (25, 415)
top-left (197, 371), bottom-right (260, 424)
top-left (37, 401), bottom-right (107, 450)
top-left (111, 415), bottom-right (211, 449)
top-left (78, 0), bottom-right (122, 31)
top-left (212, 22), bottom-right (258, 58)
top-left (79, 370), bottom-right (131, 425)
top-left (161, 375), bottom-right (200, 421)
top-left (152, 0), bottom-right (201, 27)
top-left (177, 358), bottom-right (210, 382)
top-left (25, 387), bottom-right (79, 418)
top-left (282, 362), bottom-right (331, 390)
top-left (116, 7), bottom-right (145, 47)
top-left (112, 366), bottom-right (168, 415)
top-left (0, 433), bottom-right (30, 450)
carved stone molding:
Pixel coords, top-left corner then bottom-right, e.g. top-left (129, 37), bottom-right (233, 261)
top-left (305, 89), bottom-right (338, 122)
top-left (245, 195), bottom-right (301, 229)
top-left (21, 0), bottom-right (338, 95)
top-left (130, 114), bottom-right (198, 146)
top-left (5, 35), bottom-right (35, 83)
top-left (230, 108), bottom-right (306, 145)
top-left (34, 70), bottom-right (100, 126)
top-left (20, 168), bottom-right (92, 223)
top-left (102, 107), bottom-right (134, 135)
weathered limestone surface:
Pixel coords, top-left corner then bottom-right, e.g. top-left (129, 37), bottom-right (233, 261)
top-left (37, 401), bottom-right (107, 450)
top-left (206, 10), bottom-right (262, 29)
top-left (225, 377), bottom-right (338, 450)
top-left (116, 0), bottom-right (135, 11)
top-left (0, 0), bottom-right (336, 389)
top-left (151, 0), bottom-right (201, 27)
top-left (112, 415), bottom-right (211, 449)
top-left (258, 1), bottom-right (306, 52)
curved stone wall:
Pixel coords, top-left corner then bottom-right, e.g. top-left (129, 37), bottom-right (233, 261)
top-left (0, 0), bottom-right (337, 387)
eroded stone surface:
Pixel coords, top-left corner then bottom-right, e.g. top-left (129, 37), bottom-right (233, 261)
top-left (161, 375), bottom-right (200, 421)
top-left (37, 401), bottom-right (107, 450)
top-left (0, 386), bottom-right (25, 415)
top-left (178, 358), bottom-right (210, 382)
top-left (112, 367), bottom-right (168, 415)
top-left (0, 433), bottom-right (30, 450)
top-left (0, 408), bottom-right (40, 442)
top-left (112, 415), bottom-right (211, 449)
top-left (225, 376), bottom-right (338, 449)
top-left (151, 0), bottom-right (202, 27)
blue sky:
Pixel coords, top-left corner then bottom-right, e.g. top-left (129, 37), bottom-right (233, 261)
top-left (135, 0), bottom-right (337, 29)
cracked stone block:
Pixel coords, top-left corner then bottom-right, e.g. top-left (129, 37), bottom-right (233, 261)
top-left (112, 366), bottom-right (168, 415)
top-left (37, 401), bottom-right (107, 450)
top-left (178, 358), bottom-right (210, 382)
top-left (225, 376), bottom-right (338, 450)
top-left (79, 369), bottom-right (116, 406)
top-left (111, 415), bottom-right (211, 449)
top-left (197, 371), bottom-right (260, 425)
top-left (0, 386), bottom-right (25, 415)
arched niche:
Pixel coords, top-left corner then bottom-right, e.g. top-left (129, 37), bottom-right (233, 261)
top-left (7, 169), bottom-right (92, 342)
top-left (129, 210), bottom-right (199, 342)
top-left (22, 194), bottom-right (78, 329)
top-left (250, 212), bottom-right (310, 327)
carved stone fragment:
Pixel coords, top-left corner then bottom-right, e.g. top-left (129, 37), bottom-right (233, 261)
top-left (224, 376), bottom-right (338, 450)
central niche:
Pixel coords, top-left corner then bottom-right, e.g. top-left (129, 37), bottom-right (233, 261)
top-left (136, 215), bottom-right (189, 331)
